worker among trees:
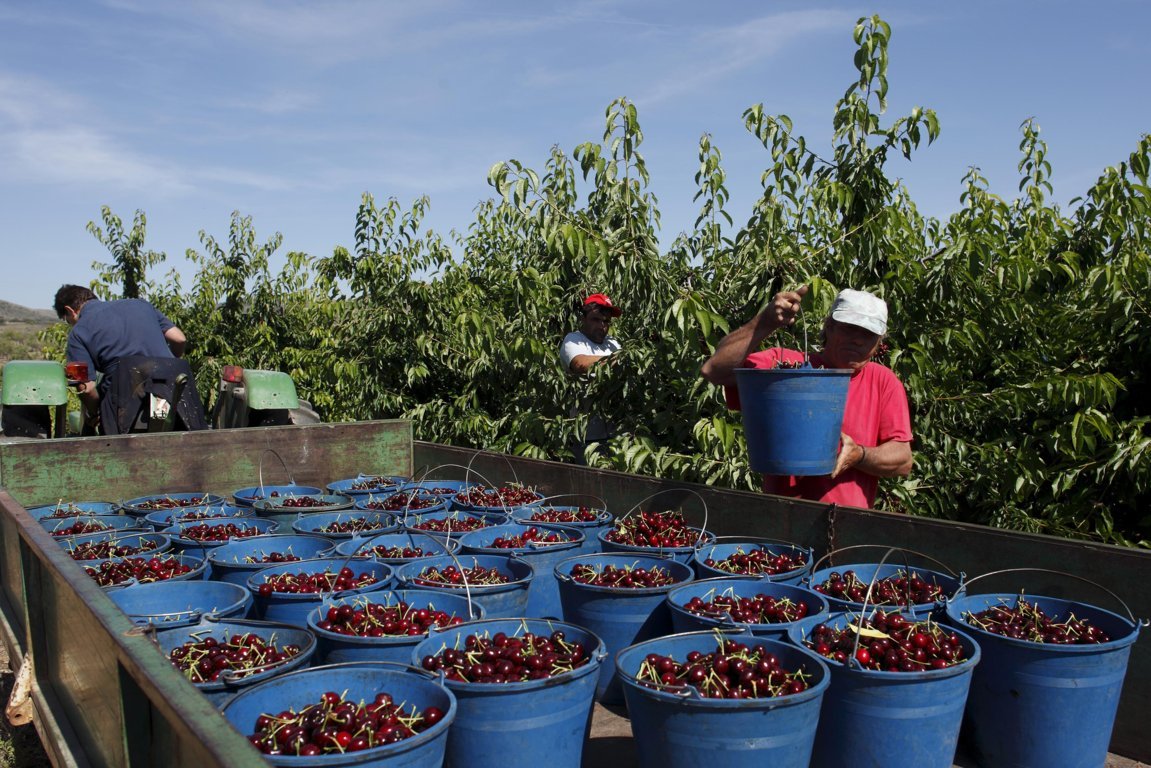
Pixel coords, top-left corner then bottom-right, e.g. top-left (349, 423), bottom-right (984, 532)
top-left (53, 284), bottom-right (204, 434)
top-left (559, 293), bottom-right (622, 460)
top-left (701, 285), bottom-right (912, 508)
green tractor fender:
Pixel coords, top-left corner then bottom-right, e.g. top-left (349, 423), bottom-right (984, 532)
top-left (2, 361), bottom-right (69, 406)
top-left (243, 369), bottom-right (300, 410)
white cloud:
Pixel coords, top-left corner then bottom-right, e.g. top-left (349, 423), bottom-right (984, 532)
top-left (639, 9), bottom-right (857, 107)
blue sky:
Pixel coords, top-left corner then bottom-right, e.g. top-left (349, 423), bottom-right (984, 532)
top-left (1, 1), bottom-right (1147, 309)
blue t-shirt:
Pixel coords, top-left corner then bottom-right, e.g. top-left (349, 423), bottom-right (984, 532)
top-left (65, 299), bottom-right (176, 376)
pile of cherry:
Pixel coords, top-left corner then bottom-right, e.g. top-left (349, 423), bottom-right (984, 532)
top-left (366, 544), bottom-right (429, 559)
top-left (317, 518), bottom-right (390, 534)
top-left (367, 492), bottom-right (442, 511)
top-left (636, 636), bottom-right (812, 699)
top-left (254, 567), bottom-right (378, 596)
top-left (67, 539), bottom-right (160, 560)
top-left (245, 690), bottom-right (443, 756)
top-left (169, 632), bottom-right (303, 683)
top-left (700, 545), bottom-right (808, 577)
top-left (803, 610), bottom-right (968, 671)
top-left (84, 555), bottom-right (195, 586)
top-left (964, 597), bottom-right (1112, 644)
top-left (452, 485), bottom-right (542, 509)
top-left (48, 520), bottom-right (115, 537)
top-left (134, 495), bottom-right (213, 510)
top-left (412, 564), bottom-right (510, 587)
top-left (604, 509), bottom-right (701, 548)
top-left (680, 592), bottom-right (810, 624)
top-left (271, 496), bottom-right (333, 509)
top-left (568, 562), bottom-right (678, 588)
top-left (409, 516), bottom-right (489, 534)
top-left (315, 599), bottom-right (467, 637)
top-left (242, 551), bottom-right (302, 564)
top-left (813, 568), bottom-right (944, 607)
top-left (488, 526), bottom-right (572, 548)
top-left (178, 522), bottom-right (265, 542)
top-left (419, 629), bottom-right (589, 683)
top-left (525, 506), bottom-right (600, 523)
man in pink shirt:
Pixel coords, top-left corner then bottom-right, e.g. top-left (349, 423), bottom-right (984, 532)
top-left (701, 286), bottom-right (913, 508)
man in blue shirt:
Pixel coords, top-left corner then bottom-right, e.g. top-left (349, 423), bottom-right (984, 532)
top-left (54, 284), bottom-right (198, 433)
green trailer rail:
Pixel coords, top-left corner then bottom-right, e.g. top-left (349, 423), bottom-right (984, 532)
top-left (0, 421), bottom-right (1148, 764)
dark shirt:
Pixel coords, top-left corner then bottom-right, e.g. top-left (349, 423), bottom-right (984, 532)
top-left (65, 299), bottom-right (176, 377)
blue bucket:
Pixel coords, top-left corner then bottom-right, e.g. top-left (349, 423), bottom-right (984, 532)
top-left (60, 531), bottom-right (171, 561)
top-left (617, 631), bottom-right (830, 768)
top-left (83, 552), bottom-right (208, 588)
top-left (40, 514), bottom-right (144, 538)
top-left (231, 484), bottom-right (325, 508)
top-left (599, 526), bottom-right (715, 565)
top-left (510, 505), bottom-right (613, 555)
top-left (207, 534), bottom-right (336, 586)
top-left (394, 554), bottom-right (533, 619)
top-left (308, 589), bottom-right (484, 665)
top-left (107, 579), bottom-right (252, 628)
top-left (162, 518), bottom-right (281, 553)
top-left (354, 492), bottom-right (448, 516)
top-left (291, 510), bottom-right (400, 540)
top-left (667, 578), bottom-right (829, 637)
top-left (787, 611), bottom-right (981, 768)
top-left (153, 617), bottom-right (317, 707)
top-left (734, 366), bottom-right (851, 475)
top-left (144, 503), bottom-right (253, 531)
top-left (554, 552), bottom-right (695, 703)
top-left (331, 532), bottom-right (460, 566)
top-left (120, 492), bottom-right (229, 516)
top-left (459, 523), bottom-right (584, 619)
top-left (220, 662), bottom-right (456, 767)
top-left (327, 474), bottom-right (409, 498)
top-left (945, 588), bottom-right (1141, 768)
top-left (410, 618), bottom-right (605, 768)
top-left (26, 501), bottom-right (119, 520)
top-left (808, 562), bottom-right (962, 618)
top-left (248, 558), bottom-right (393, 627)
top-left (692, 538), bottom-right (813, 584)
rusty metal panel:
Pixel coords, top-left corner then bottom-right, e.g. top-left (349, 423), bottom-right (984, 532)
top-left (0, 420), bottom-right (412, 505)
top-left (414, 441), bottom-right (1151, 763)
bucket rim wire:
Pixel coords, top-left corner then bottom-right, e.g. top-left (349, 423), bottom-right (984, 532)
top-left (616, 627), bottom-right (832, 704)
top-left (415, 457), bottom-right (540, 516)
top-left (554, 552), bottom-right (695, 594)
top-left (413, 616), bottom-right (608, 692)
top-left (667, 576), bottom-right (830, 631)
top-left (810, 544), bottom-right (964, 612)
top-left (945, 566), bottom-right (1148, 646)
top-left (221, 660), bottom-right (458, 761)
top-left (695, 536), bottom-right (814, 580)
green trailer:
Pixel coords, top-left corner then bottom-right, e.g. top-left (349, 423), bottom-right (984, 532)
top-left (1, 421), bottom-right (1148, 765)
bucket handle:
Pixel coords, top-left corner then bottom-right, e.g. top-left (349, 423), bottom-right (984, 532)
top-left (615, 628), bottom-right (751, 696)
top-left (616, 488), bottom-right (710, 550)
top-left (810, 544), bottom-right (959, 578)
top-left (397, 462), bottom-right (502, 526)
top-left (530, 493), bottom-right (610, 520)
top-left (949, 567), bottom-right (1145, 627)
top-left (257, 449), bottom-right (295, 497)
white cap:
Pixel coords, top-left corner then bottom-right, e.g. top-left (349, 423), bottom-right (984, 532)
top-left (830, 289), bottom-right (887, 335)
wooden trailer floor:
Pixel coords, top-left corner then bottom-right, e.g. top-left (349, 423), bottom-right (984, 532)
top-left (584, 702), bottom-right (1150, 768)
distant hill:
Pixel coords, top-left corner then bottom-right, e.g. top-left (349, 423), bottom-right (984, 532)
top-left (0, 300), bottom-right (55, 324)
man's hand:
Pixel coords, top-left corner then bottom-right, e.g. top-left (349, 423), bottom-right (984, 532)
top-left (701, 284), bottom-right (810, 387)
top-left (831, 432), bottom-right (865, 479)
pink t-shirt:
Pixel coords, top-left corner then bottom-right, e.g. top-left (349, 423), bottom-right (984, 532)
top-left (725, 348), bottom-right (912, 508)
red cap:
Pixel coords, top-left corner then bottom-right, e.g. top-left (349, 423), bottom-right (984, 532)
top-left (583, 293), bottom-right (621, 317)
